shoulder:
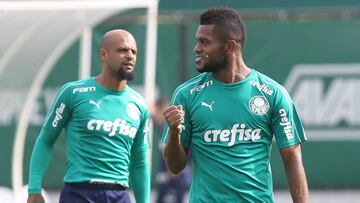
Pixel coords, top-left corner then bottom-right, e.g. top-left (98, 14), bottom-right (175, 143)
top-left (172, 73), bottom-right (211, 100)
top-left (126, 86), bottom-right (149, 111)
top-left (251, 69), bottom-right (290, 97)
top-left (57, 78), bottom-right (93, 96)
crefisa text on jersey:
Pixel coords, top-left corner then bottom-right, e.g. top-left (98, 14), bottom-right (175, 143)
top-left (87, 118), bottom-right (138, 138)
top-left (52, 102), bottom-right (66, 127)
top-left (249, 80), bottom-right (273, 96)
top-left (279, 108), bottom-right (294, 140)
top-left (203, 123), bottom-right (262, 146)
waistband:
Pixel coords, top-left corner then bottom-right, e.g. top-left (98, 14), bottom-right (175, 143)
top-left (65, 182), bottom-right (126, 190)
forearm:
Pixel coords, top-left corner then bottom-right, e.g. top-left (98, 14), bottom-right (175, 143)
top-left (163, 128), bottom-right (188, 175)
top-left (28, 135), bottom-right (54, 194)
top-left (281, 145), bottom-right (309, 203)
top-left (129, 150), bottom-right (150, 203)
top-left (285, 161), bottom-right (308, 203)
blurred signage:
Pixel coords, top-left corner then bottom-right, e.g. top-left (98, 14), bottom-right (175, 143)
top-left (285, 64), bottom-right (360, 140)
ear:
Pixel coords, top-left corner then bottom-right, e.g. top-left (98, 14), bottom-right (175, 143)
top-left (226, 40), bottom-right (239, 53)
top-left (99, 48), bottom-right (107, 61)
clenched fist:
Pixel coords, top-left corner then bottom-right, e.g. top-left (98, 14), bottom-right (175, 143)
top-left (163, 105), bottom-right (185, 135)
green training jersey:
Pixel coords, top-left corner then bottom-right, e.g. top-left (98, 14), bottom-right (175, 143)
top-left (162, 69), bottom-right (306, 203)
top-left (29, 77), bottom-right (150, 192)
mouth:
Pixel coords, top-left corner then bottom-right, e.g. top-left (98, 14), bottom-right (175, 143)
top-left (123, 62), bottom-right (134, 70)
top-left (195, 55), bottom-right (206, 65)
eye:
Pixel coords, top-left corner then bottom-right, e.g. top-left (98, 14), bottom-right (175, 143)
top-left (117, 48), bottom-right (127, 53)
top-left (199, 39), bottom-right (209, 46)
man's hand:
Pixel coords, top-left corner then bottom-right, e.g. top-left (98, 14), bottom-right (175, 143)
top-left (163, 105), bottom-right (185, 135)
top-left (27, 194), bottom-right (45, 203)
top-left (162, 105), bottom-right (187, 175)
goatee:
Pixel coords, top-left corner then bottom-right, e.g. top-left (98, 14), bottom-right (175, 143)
top-left (198, 55), bottom-right (228, 73)
top-left (117, 68), bottom-right (135, 81)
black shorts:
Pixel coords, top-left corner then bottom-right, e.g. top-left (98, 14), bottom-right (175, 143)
top-left (59, 183), bottom-right (131, 203)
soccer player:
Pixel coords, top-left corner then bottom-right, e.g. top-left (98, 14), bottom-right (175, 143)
top-left (162, 7), bottom-right (309, 203)
top-left (27, 29), bottom-right (150, 203)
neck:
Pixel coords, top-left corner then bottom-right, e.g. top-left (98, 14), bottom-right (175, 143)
top-left (96, 72), bottom-right (127, 90)
top-left (212, 54), bottom-right (251, 83)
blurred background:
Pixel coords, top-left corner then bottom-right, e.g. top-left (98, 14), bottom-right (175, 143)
top-left (1, 0), bottom-right (360, 202)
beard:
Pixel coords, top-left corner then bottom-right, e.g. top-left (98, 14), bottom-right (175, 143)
top-left (117, 66), bottom-right (135, 81)
top-left (197, 53), bottom-right (228, 73)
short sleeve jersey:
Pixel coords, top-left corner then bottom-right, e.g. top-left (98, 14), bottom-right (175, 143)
top-left (162, 69), bottom-right (306, 203)
top-left (40, 77), bottom-right (149, 187)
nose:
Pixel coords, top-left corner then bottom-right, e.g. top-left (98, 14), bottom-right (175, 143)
top-left (126, 50), bottom-right (135, 59)
top-left (194, 42), bottom-right (201, 54)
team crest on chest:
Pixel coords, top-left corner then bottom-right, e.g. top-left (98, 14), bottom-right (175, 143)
top-left (249, 96), bottom-right (269, 115)
top-left (127, 103), bottom-right (140, 121)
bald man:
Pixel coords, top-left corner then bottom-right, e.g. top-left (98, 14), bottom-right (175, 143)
top-left (27, 29), bottom-right (150, 203)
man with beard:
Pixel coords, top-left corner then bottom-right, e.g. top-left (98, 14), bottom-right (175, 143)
top-left (27, 29), bottom-right (150, 203)
top-left (162, 7), bottom-right (309, 203)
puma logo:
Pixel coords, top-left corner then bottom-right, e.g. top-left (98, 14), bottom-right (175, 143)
top-left (89, 100), bottom-right (102, 109)
top-left (201, 101), bottom-right (214, 111)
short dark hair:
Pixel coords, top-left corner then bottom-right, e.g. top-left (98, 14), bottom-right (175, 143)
top-left (200, 7), bottom-right (246, 49)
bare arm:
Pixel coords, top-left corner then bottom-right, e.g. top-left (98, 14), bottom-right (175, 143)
top-left (280, 144), bottom-right (309, 203)
top-left (163, 105), bottom-right (188, 175)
